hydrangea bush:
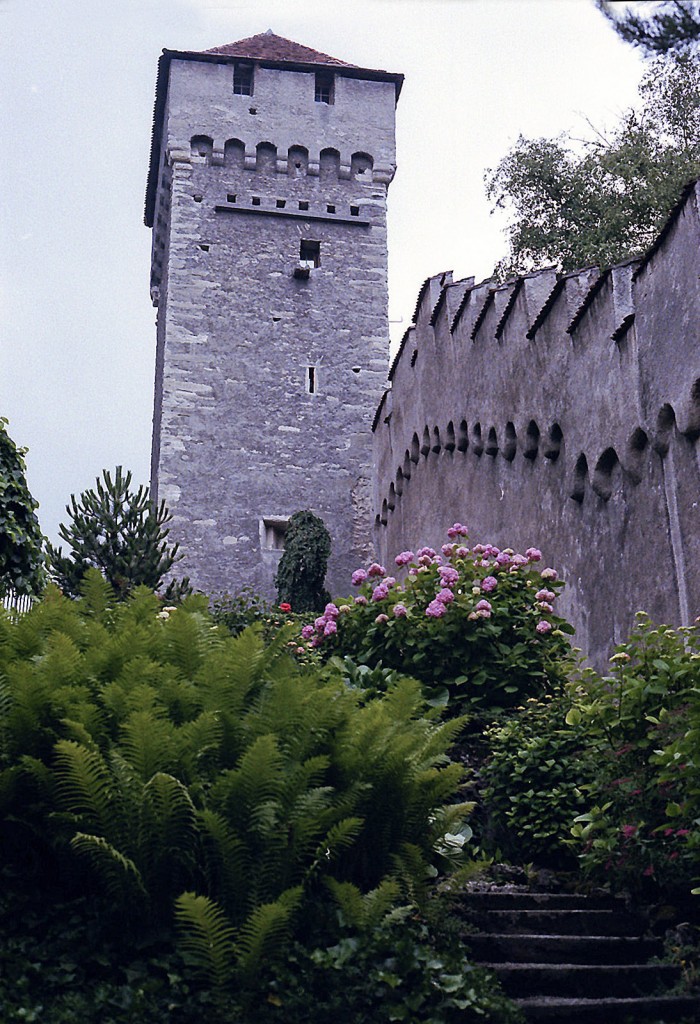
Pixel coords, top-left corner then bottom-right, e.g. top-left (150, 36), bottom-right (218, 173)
top-left (302, 525), bottom-right (574, 719)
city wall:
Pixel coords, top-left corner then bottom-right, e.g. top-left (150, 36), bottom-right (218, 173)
top-left (372, 181), bottom-right (700, 666)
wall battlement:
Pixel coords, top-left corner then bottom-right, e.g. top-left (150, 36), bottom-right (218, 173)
top-left (373, 181), bottom-right (700, 665)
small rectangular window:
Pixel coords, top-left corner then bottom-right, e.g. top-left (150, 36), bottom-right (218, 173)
top-left (315, 72), bottom-right (334, 104)
top-left (326, 204), bottom-right (335, 214)
top-left (252, 196), bottom-right (261, 206)
top-left (306, 366), bottom-right (317, 394)
top-left (350, 205), bottom-right (360, 216)
top-left (276, 199), bottom-right (286, 208)
top-left (227, 193), bottom-right (237, 203)
top-left (261, 517), bottom-right (288, 550)
top-left (233, 62), bottom-right (253, 96)
top-left (300, 239), bottom-right (320, 268)
top-left (298, 200), bottom-right (309, 211)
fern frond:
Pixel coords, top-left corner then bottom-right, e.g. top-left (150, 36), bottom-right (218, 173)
top-left (53, 739), bottom-right (115, 833)
top-left (162, 611), bottom-right (212, 677)
top-left (198, 809), bottom-right (250, 912)
top-left (325, 877), bottom-right (400, 929)
top-left (234, 886), bottom-right (302, 980)
top-left (70, 831), bottom-right (146, 899)
top-left (174, 892), bottom-right (237, 989)
top-left (391, 841), bottom-right (432, 906)
top-left (309, 816), bottom-right (363, 877)
top-left (141, 771), bottom-right (198, 868)
top-left (119, 709), bottom-right (176, 780)
top-left (78, 569), bottom-right (115, 620)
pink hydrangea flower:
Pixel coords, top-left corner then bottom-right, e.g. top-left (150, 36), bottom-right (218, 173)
top-left (314, 616), bottom-right (326, 633)
top-left (481, 576), bottom-right (498, 592)
top-left (541, 567), bottom-right (558, 581)
top-left (416, 546), bottom-right (436, 559)
top-left (526, 547), bottom-right (542, 562)
top-left (536, 620), bottom-right (552, 634)
top-left (384, 576), bottom-right (396, 588)
top-left (456, 546), bottom-right (470, 558)
top-left (537, 601), bottom-right (554, 614)
top-left (375, 613), bottom-right (389, 624)
top-left (354, 595), bottom-right (368, 606)
top-left (372, 584), bottom-right (389, 602)
top-left (439, 566), bottom-right (460, 587)
top-left (496, 551), bottom-right (511, 566)
top-left (479, 559), bottom-right (491, 568)
top-left (351, 569), bottom-right (368, 586)
top-left (425, 599), bottom-right (446, 618)
top-left (442, 543), bottom-right (456, 557)
top-left (436, 588), bottom-right (455, 604)
top-left (368, 562), bottom-right (386, 577)
top-left (324, 603), bottom-right (339, 618)
top-left (535, 589), bottom-right (556, 602)
top-left (512, 553), bottom-right (528, 567)
top-left (473, 544), bottom-right (486, 555)
top-left (475, 599), bottom-right (492, 613)
top-left (395, 550), bottom-right (415, 566)
top-left (323, 620), bottom-right (337, 637)
top-left (446, 523), bottom-right (468, 538)
top-left (393, 603), bottom-right (407, 617)
top-left (310, 636), bottom-right (322, 648)
top-left (301, 624), bottom-right (315, 640)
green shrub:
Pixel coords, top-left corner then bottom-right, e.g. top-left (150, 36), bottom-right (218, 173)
top-left (0, 571), bottom-right (472, 1003)
top-left (568, 614), bottom-right (700, 895)
top-left (479, 692), bottom-right (592, 866)
top-left (275, 510), bottom-right (331, 613)
top-left (301, 526), bottom-right (574, 721)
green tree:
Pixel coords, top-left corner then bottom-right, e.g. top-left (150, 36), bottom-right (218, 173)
top-left (46, 466), bottom-right (186, 600)
top-left (275, 510), bottom-right (331, 614)
top-left (0, 417), bottom-right (45, 597)
top-left (596, 1), bottom-right (700, 56)
top-left (485, 52), bottom-right (700, 275)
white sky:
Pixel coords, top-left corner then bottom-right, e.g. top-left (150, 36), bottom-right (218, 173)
top-left (0, 0), bottom-right (644, 547)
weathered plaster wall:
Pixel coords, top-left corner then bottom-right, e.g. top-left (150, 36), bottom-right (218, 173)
top-left (373, 183), bottom-right (700, 666)
top-left (150, 56), bottom-right (396, 597)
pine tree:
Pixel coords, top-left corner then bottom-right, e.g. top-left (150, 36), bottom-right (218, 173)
top-left (0, 417), bottom-right (45, 597)
top-left (46, 467), bottom-right (187, 600)
top-left (596, 1), bottom-right (700, 56)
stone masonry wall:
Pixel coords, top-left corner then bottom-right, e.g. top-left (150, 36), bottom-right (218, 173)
top-left (151, 56), bottom-right (396, 598)
top-left (372, 183), bottom-right (700, 667)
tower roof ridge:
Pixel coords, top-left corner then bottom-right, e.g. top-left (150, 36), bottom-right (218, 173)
top-left (204, 31), bottom-right (356, 67)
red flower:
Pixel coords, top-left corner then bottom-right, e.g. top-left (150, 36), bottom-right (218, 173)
top-left (621, 824), bottom-right (637, 839)
top-left (279, 603), bottom-right (292, 613)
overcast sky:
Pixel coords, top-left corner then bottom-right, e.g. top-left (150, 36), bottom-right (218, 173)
top-left (0, 0), bottom-right (644, 547)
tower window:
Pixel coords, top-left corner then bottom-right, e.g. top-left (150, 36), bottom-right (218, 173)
top-left (233, 62), bottom-right (253, 95)
top-left (261, 517), bottom-right (288, 551)
top-left (300, 239), bottom-right (320, 268)
top-left (315, 72), bottom-right (334, 104)
top-left (306, 366), bottom-right (317, 394)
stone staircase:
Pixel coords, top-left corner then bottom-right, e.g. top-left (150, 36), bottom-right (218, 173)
top-left (457, 887), bottom-right (699, 1022)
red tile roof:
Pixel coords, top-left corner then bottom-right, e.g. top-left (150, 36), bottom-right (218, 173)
top-left (205, 31), bottom-right (354, 67)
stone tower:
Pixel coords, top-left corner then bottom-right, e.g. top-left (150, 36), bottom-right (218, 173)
top-left (145, 32), bottom-right (402, 598)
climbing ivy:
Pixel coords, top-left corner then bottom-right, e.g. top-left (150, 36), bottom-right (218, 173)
top-left (0, 417), bottom-right (45, 597)
top-left (275, 510), bottom-right (331, 614)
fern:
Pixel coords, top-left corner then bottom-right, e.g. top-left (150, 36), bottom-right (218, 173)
top-left (78, 568), bottom-right (115, 621)
top-left (325, 877), bottom-right (400, 929)
top-left (174, 891), bottom-right (237, 989)
top-left (53, 739), bottom-right (115, 833)
top-left (119, 709), bottom-right (176, 781)
top-left (70, 831), bottom-right (146, 899)
top-left (140, 771), bottom-right (198, 874)
top-left (234, 885), bottom-right (302, 981)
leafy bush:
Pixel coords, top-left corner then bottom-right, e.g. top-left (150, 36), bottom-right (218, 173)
top-left (0, 571), bottom-right (472, 1004)
top-left (301, 526), bottom-right (574, 720)
top-left (0, 416), bottom-right (45, 597)
top-left (568, 614), bottom-right (700, 895)
top-left (479, 692), bottom-right (592, 866)
top-left (275, 510), bottom-right (331, 613)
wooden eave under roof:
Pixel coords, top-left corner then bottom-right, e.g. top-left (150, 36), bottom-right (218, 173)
top-left (144, 39), bottom-right (403, 226)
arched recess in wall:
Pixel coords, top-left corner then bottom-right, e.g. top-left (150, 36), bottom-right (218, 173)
top-left (457, 420), bottom-right (469, 453)
top-left (524, 420), bottom-right (540, 460)
top-left (403, 450), bottom-right (412, 479)
top-left (256, 141), bottom-right (277, 174)
top-left (569, 453), bottom-right (589, 503)
top-left (626, 427), bottom-right (648, 484)
top-left (432, 426), bottom-right (441, 454)
top-left (486, 426), bottom-right (499, 457)
top-left (224, 138), bottom-right (245, 168)
top-left (678, 377), bottom-right (700, 439)
top-left (191, 135), bottom-right (213, 162)
top-left (395, 466), bottom-right (404, 496)
top-left (320, 147), bottom-right (340, 181)
top-left (381, 498), bottom-right (388, 525)
top-left (388, 482), bottom-right (396, 512)
top-left (288, 145), bottom-right (308, 177)
top-left (410, 433), bottom-right (421, 463)
top-left (421, 426), bottom-right (431, 457)
top-left (445, 421), bottom-right (456, 453)
top-left (470, 422), bottom-right (483, 456)
top-left (351, 151), bottom-right (374, 180)
top-left (502, 422), bottom-right (517, 462)
top-left (654, 403), bottom-right (676, 456)
top-left (592, 447), bottom-right (620, 501)
top-left (544, 423), bottom-right (563, 461)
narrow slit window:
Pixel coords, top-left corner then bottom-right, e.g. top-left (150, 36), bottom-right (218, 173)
top-left (252, 196), bottom-right (261, 206)
top-left (350, 205), bottom-right (359, 216)
top-left (300, 239), bottom-right (321, 268)
top-left (276, 199), bottom-right (286, 208)
top-left (326, 204), bottom-right (336, 214)
top-left (233, 62), bottom-right (253, 96)
top-left (306, 366), bottom-right (317, 393)
top-left (314, 72), bottom-right (334, 104)
top-left (298, 200), bottom-right (309, 211)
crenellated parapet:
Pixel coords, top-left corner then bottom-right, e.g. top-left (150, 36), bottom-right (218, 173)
top-left (373, 180), bottom-right (700, 666)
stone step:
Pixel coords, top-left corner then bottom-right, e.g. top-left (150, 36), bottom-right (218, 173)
top-left (466, 932), bottom-right (663, 964)
top-left (513, 993), bottom-right (700, 1023)
top-left (481, 961), bottom-right (681, 999)
top-left (460, 890), bottom-right (620, 911)
top-left (476, 908), bottom-right (643, 936)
